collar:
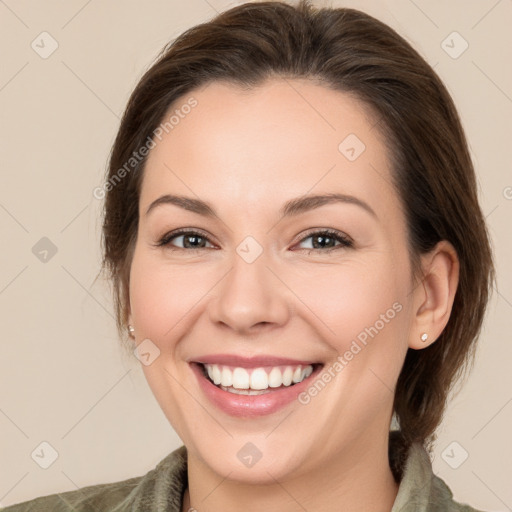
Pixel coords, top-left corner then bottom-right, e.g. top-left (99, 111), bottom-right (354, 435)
top-left (127, 433), bottom-right (461, 512)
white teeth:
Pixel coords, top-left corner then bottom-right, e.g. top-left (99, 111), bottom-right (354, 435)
top-left (202, 363), bottom-right (315, 391)
top-left (250, 368), bottom-right (268, 390)
top-left (212, 365), bottom-right (222, 385)
top-left (292, 366), bottom-right (302, 383)
top-left (221, 366), bottom-right (232, 387)
top-left (282, 366), bottom-right (293, 386)
top-left (268, 367), bottom-right (282, 388)
top-left (232, 367), bottom-right (250, 389)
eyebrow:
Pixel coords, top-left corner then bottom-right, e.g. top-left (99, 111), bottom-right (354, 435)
top-left (145, 192), bottom-right (377, 219)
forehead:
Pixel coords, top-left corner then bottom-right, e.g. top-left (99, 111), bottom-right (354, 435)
top-left (140, 78), bottom-right (397, 221)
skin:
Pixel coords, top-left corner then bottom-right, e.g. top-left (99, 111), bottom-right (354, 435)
top-left (127, 78), bottom-right (459, 512)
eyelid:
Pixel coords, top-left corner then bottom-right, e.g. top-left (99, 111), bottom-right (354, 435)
top-left (156, 228), bottom-right (216, 249)
top-left (294, 227), bottom-right (353, 245)
top-left (156, 227), bottom-right (353, 252)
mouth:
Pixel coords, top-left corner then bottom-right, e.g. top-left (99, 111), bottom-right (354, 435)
top-left (196, 362), bottom-right (321, 395)
top-left (189, 359), bottom-right (324, 417)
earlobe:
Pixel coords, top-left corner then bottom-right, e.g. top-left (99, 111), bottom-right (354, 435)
top-left (409, 240), bottom-right (460, 350)
top-left (127, 310), bottom-right (135, 339)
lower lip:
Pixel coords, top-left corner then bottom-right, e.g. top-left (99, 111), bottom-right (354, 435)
top-left (190, 362), bottom-right (322, 418)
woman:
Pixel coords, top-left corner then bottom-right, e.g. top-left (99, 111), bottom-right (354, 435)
top-left (2, 1), bottom-right (494, 511)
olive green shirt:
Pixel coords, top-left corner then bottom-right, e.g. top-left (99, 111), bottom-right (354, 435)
top-left (1, 440), bottom-right (485, 511)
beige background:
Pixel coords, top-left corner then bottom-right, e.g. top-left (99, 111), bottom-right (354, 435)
top-left (0, 0), bottom-right (511, 509)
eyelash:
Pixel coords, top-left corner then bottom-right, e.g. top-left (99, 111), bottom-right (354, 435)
top-left (155, 228), bottom-right (353, 254)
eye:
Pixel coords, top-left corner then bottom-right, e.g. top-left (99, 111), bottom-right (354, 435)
top-left (294, 229), bottom-right (353, 254)
top-left (155, 228), bottom-right (353, 254)
top-left (156, 229), bottom-right (215, 251)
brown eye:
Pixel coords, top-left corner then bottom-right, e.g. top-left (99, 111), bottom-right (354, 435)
top-left (296, 230), bottom-right (353, 253)
top-left (157, 230), bottom-right (214, 250)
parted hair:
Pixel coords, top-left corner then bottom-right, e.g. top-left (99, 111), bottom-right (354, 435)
top-left (99, 0), bottom-right (495, 477)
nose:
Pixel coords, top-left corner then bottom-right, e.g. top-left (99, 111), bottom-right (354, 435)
top-left (207, 247), bottom-right (290, 335)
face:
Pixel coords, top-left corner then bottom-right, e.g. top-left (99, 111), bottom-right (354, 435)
top-left (128, 78), bottom-right (416, 483)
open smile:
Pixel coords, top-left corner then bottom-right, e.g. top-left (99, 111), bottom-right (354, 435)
top-left (189, 359), bottom-right (324, 417)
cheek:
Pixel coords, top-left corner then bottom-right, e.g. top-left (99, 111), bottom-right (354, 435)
top-left (288, 258), bottom-right (407, 348)
top-left (128, 249), bottom-right (212, 341)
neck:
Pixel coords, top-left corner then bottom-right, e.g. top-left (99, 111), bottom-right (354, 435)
top-left (181, 433), bottom-right (399, 512)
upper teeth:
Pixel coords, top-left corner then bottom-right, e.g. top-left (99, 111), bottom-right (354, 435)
top-left (203, 364), bottom-right (313, 390)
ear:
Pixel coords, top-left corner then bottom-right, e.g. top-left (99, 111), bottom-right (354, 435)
top-left (127, 308), bottom-right (135, 340)
top-left (409, 240), bottom-right (460, 350)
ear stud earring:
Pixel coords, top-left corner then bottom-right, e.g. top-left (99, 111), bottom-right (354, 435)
top-left (128, 325), bottom-right (135, 338)
top-left (420, 333), bottom-right (428, 342)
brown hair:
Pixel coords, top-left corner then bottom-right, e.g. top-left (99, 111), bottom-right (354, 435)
top-left (99, 0), bottom-right (495, 475)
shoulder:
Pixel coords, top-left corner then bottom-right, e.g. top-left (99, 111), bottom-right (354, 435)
top-left (429, 473), bottom-right (487, 512)
top-left (0, 445), bottom-right (188, 512)
top-left (390, 433), bottom-right (489, 512)
top-left (0, 476), bottom-right (142, 512)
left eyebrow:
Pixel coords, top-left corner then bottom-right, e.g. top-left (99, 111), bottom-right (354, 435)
top-left (280, 192), bottom-right (377, 219)
top-left (144, 192), bottom-right (377, 220)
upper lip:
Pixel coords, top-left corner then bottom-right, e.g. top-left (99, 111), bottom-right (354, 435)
top-left (190, 354), bottom-right (320, 368)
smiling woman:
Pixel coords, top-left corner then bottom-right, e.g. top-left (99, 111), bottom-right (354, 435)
top-left (2, 1), bottom-right (495, 512)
